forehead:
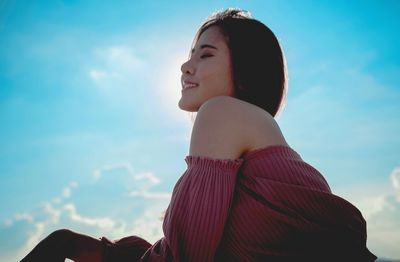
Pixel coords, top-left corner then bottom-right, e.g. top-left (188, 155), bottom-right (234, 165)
top-left (194, 26), bottom-right (226, 48)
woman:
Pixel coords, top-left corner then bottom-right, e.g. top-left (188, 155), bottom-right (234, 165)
top-left (21, 8), bottom-right (377, 262)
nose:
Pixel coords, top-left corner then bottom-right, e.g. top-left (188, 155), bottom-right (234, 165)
top-left (181, 59), bottom-right (194, 75)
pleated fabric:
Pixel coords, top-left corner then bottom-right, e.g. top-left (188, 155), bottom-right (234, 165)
top-left (137, 145), bottom-right (377, 261)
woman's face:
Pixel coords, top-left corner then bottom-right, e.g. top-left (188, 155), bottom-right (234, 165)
top-left (179, 26), bottom-right (235, 112)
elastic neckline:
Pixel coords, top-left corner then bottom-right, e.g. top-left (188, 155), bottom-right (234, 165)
top-left (184, 155), bottom-right (244, 171)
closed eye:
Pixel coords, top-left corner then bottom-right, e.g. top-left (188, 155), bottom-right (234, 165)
top-left (200, 54), bottom-right (213, 59)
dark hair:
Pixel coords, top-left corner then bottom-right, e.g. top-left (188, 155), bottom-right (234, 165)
top-left (192, 8), bottom-right (288, 117)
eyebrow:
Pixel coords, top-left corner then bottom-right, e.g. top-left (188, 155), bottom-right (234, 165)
top-left (191, 44), bottom-right (218, 54)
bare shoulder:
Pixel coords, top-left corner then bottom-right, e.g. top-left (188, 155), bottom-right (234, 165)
top-left (189, 96), bottom-right (288, 160)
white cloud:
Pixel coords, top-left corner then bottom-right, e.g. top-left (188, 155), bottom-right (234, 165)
top-left (390, 167), bottom-right (400, 201)
top-left (42, 203), bottom-right (61, 224)
top-left (62, 182), bottom-right (77, 198)
top-left (366, 196), bottom-right (400, 260)
top-left (107, 46), bottom-right (141, 70)
top-left (22, 222), bottom-right (46, 255)
top-left (365, 196), bottom-right (391, 219)
top-left (6, 184), bottom-right (78, 261)
top-left (9, 203), bottom-right (61, 261)
top-left (91, 162), bottom-right (171, 205)
top-left (93, 169), bottom-right (102, 180)
top-left (129, 208), bottom-right (164, 244)
top-left (134, 171), bottom-right (161, 185)
top-left (88, 45), bottom-right (143, 86)
top-left (91, 163), bottom-right (166, 193)
top-left (128, 190), bottom-right (171, 200)
top-left (52, 181), bottom-right (78, 203)
top-left (341, 166), bottom-right (400, 260)
top-left (13, 213), bottom-right (34, 224)
top-left (2, 160), bottom-right (171, 261)
top-left (63, 203), bottom-right (117, 230)
top-left (92, 162), bottom-right (135, 180)
top-left (89, 69), bottom-right (112, 81)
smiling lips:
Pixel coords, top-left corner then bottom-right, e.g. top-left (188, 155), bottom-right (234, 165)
top-left (182, 80), bottom-right (199, 91)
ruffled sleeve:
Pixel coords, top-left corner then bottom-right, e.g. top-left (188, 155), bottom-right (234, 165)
top-left (159, 155), bottom-right (244, 262)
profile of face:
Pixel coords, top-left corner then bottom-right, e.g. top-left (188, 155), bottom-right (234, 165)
top-left (179, 26), bottom-right (235, 112)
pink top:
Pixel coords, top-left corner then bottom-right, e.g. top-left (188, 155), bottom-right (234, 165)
top-left (139, 145), bottom-right (376, 261)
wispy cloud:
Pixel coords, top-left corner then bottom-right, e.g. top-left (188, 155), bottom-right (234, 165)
top-left (2, 184), bottom-right (79, 261)
top-left (128, 190), bottom-right (171, 200)
top-left (63, 203), bottom-right (118, 229)
top-left (93, 162), bottom-right (172, 200)
top-left (390, 167), bottom-right (400, 201)
top-left (92, 162), bottom-right (135, 180)
top-left (89, 69), bottom-right (114, 82)
top-left (342, 166), bottom-right (400, 259)
top-left (134, 171), bottom-right (161, 185)
top-left (1, 161), bottom-right (170, 261)
top-left (88, 45), bottom-right (143, 86)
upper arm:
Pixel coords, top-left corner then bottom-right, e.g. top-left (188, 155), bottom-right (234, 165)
top-left (189, 96), bottom-right (250, 160)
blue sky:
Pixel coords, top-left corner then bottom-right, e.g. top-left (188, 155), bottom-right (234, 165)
top-left (0, 0), bottom-right (399, 260)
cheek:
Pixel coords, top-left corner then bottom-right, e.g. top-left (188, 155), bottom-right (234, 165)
top-left (220, 65), bottom-right (235, 90)
top-left (198, 67), bottom-right (220, 86)
top-left (198, 62), bottom-right (234, 91)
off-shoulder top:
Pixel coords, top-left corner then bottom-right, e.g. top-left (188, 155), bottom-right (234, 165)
top-left (137, 145), bottom-right (376, 261)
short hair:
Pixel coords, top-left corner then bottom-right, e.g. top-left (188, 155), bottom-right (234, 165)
top-left (192, 8), bottom-right (288, 117)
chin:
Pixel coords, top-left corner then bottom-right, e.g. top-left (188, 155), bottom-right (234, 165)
top-left (178, 99), bottom-right (200, 112)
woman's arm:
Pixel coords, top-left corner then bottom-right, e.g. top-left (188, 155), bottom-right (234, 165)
top-left (20, 229), bottom-right (103, 262)
top-left (161, 96), bottom-right (248, 262)
top-left (21, 230), bottom-right (151, 262)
